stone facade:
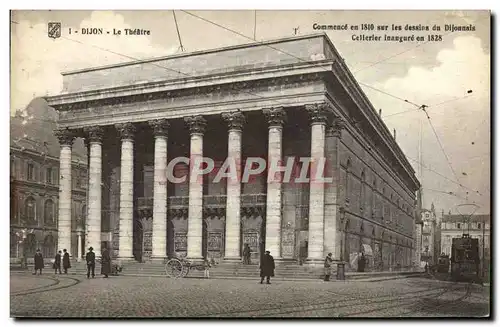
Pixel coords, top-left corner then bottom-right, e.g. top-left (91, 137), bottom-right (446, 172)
top-left (46, 34), bottom-right (420, 270)
top-left (10, 146), bottom-right (87, 261)
top-left (440, 214), bottom-right (490, 263)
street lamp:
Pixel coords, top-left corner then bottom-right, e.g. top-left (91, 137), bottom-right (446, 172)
top-left (75, 218), bottom-right (84, 262)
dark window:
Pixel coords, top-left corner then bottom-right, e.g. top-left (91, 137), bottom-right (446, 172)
top-left (478, 223), bottom-right (481, 229)
top-left (457, 223), bottom-right (461, 229)
top-left (27, 163), bottom-right (35, 181)
top-left (44, 200), bottom-right (54, 225)
top-left (46, 167), bottom-right (53, 184)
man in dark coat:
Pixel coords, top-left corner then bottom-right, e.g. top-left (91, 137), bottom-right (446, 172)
top-left (101, 248), bottom-right (111, 278)
top-left (260, 250), bottom-right (275, 284)
top-left (358, 253), bottom-right (366, 272)
top-left (324, 252), bottom-right (333, 281)
top-left (54, 250), bottom-right (62, 274)
top-left (62, 249), bottom-right (71, 274)
top-left (33, 249), bottom-right (44, 275)
top-left (86, 247), bottom-right (96, 279)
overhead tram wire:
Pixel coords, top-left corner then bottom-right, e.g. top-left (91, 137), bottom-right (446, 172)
top-left (179, 10), bottom-right (487, 199)
top-left (382, 93), bottom-right (474, 119)
top-left (9, 20), bottom-right (323, 123)
top-left (405, 156), bottom-right (483, 197)
top-left (172, 10), bottom-right (185, 52)
top-left (182, 10), bottom-right (484, 200)
top-left (11, 18), bottom-right (415, 125)
top-left (179, 10), bottom-right (423, 111)
top-left (419, 104), bottom-right (468, 195)
top-left (10, 19), bottom-right (486, 199)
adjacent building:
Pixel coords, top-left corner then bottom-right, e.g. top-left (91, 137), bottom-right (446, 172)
top-left (45, 34), bottom-right (420, 270)
top-left (440, 213), bottom-right (490, 269)
top-left (419, 203), bottom-right (440, 265)
top-left (10, 105), bottom-right (88, 261)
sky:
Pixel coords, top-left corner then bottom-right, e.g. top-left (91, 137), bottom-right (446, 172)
top-left (10, 10), bottom-right (491, 214)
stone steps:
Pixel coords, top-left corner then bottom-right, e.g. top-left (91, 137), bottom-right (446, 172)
top-left (12, 261), bottom-right (420, 281)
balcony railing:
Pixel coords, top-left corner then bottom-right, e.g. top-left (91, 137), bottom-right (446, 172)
top-left (136, 193), bottom-right (267, 209)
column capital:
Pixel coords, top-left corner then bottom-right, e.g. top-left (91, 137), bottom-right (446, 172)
top-left (327, 117), bottom-right (346, 137)
top-left (55, 128), bottom-right (75, 146)
top-left (184, 115), bottom-right (207, 135)
top-left (222, 111), bottom-right (245, 131)
top-left (84, 126), bottom-right (105, 144)
top-left (149, 119), bottom-right (170, 137)
top-left (263, 107), bottom-right (287, 128)
top-left (115, 123), bottom-right (136, 140)
top-left (306, 102), bottom-right (332, 125)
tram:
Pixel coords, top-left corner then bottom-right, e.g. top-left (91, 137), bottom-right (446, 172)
top-left (450, 234), bottom-right (480, 282)
top-left (436, 253), bottom-right (450, 273)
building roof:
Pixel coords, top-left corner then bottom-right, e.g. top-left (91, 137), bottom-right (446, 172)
top-left (441, 214), bottom-right (490, 223)
top-left (10, 98), bottom-right (87, 161)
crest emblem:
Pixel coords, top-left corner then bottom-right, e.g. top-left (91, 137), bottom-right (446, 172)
top-left (47, 22), bottom-right (61, 39)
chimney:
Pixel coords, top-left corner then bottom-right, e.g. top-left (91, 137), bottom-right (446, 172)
top-left (379, 109), bottom-right (382, 116)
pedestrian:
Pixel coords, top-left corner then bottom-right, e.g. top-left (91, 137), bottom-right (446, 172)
top-left (358, 252), bottom-right (366, 272)
top-left (203, 256), bottom-right (212, 279)
top-left (101, 248), bottom-right (111, 278)
top-left (62, 249), bottom-right (71, 274)
top-left (259, 250), bottom-right (275, 284)
top-left (53, 250), bottom-right (62, 274)
top-left (86, 247), bottom-right (96, 279)
top-left (324, 252), bottom-right (333, 281)
top-left (243, 243), bottom-right (252, 265)
top-left (33, 249), bottom-right (44, 275)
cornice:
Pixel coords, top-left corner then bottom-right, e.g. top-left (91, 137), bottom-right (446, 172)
top-left (47, 63), bottom-right (330, 110)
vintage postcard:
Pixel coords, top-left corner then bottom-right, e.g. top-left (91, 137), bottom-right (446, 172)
top-left (9, 9), bottom-right (490, 318)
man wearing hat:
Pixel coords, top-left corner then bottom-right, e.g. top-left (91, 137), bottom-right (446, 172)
top-left (85, 247), bottom-right (96, 279)
top-left (259, 250), bottom-right (275, 284)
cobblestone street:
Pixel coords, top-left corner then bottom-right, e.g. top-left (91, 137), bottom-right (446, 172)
top-left (10, 272), bottom-right (490, 318)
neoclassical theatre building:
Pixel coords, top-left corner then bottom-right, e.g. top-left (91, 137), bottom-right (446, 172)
top-left (46, 34), bottom-right (420, 271)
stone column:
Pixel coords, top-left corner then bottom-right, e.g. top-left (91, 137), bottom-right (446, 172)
top-left (324, 117), bottom-right (345, 260)
top-left (222, 111), bottom-right (245, 261)
top-left (306, 103), bottom-right (329, 262)
top-left (55, 129), bottom-right (75, 256)
top-left (149, 119), bottom-right (170, 260)
top-left (185, 116), bottom-right (207, 260)
top-left (263, 107), bottom-right (286, 259)
top-left (116, 123), bottom-right (135, 260)
top-left (85, 126), bottom-right (104, 256)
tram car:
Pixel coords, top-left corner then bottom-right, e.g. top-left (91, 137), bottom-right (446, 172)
top-left (450, 234), bottom-right (480, 282)
top-left (436, 253), bottom-right (450, 273)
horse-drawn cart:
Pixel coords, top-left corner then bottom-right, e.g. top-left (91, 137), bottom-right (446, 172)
top-left (165, 257), bottom-right (207, 278)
